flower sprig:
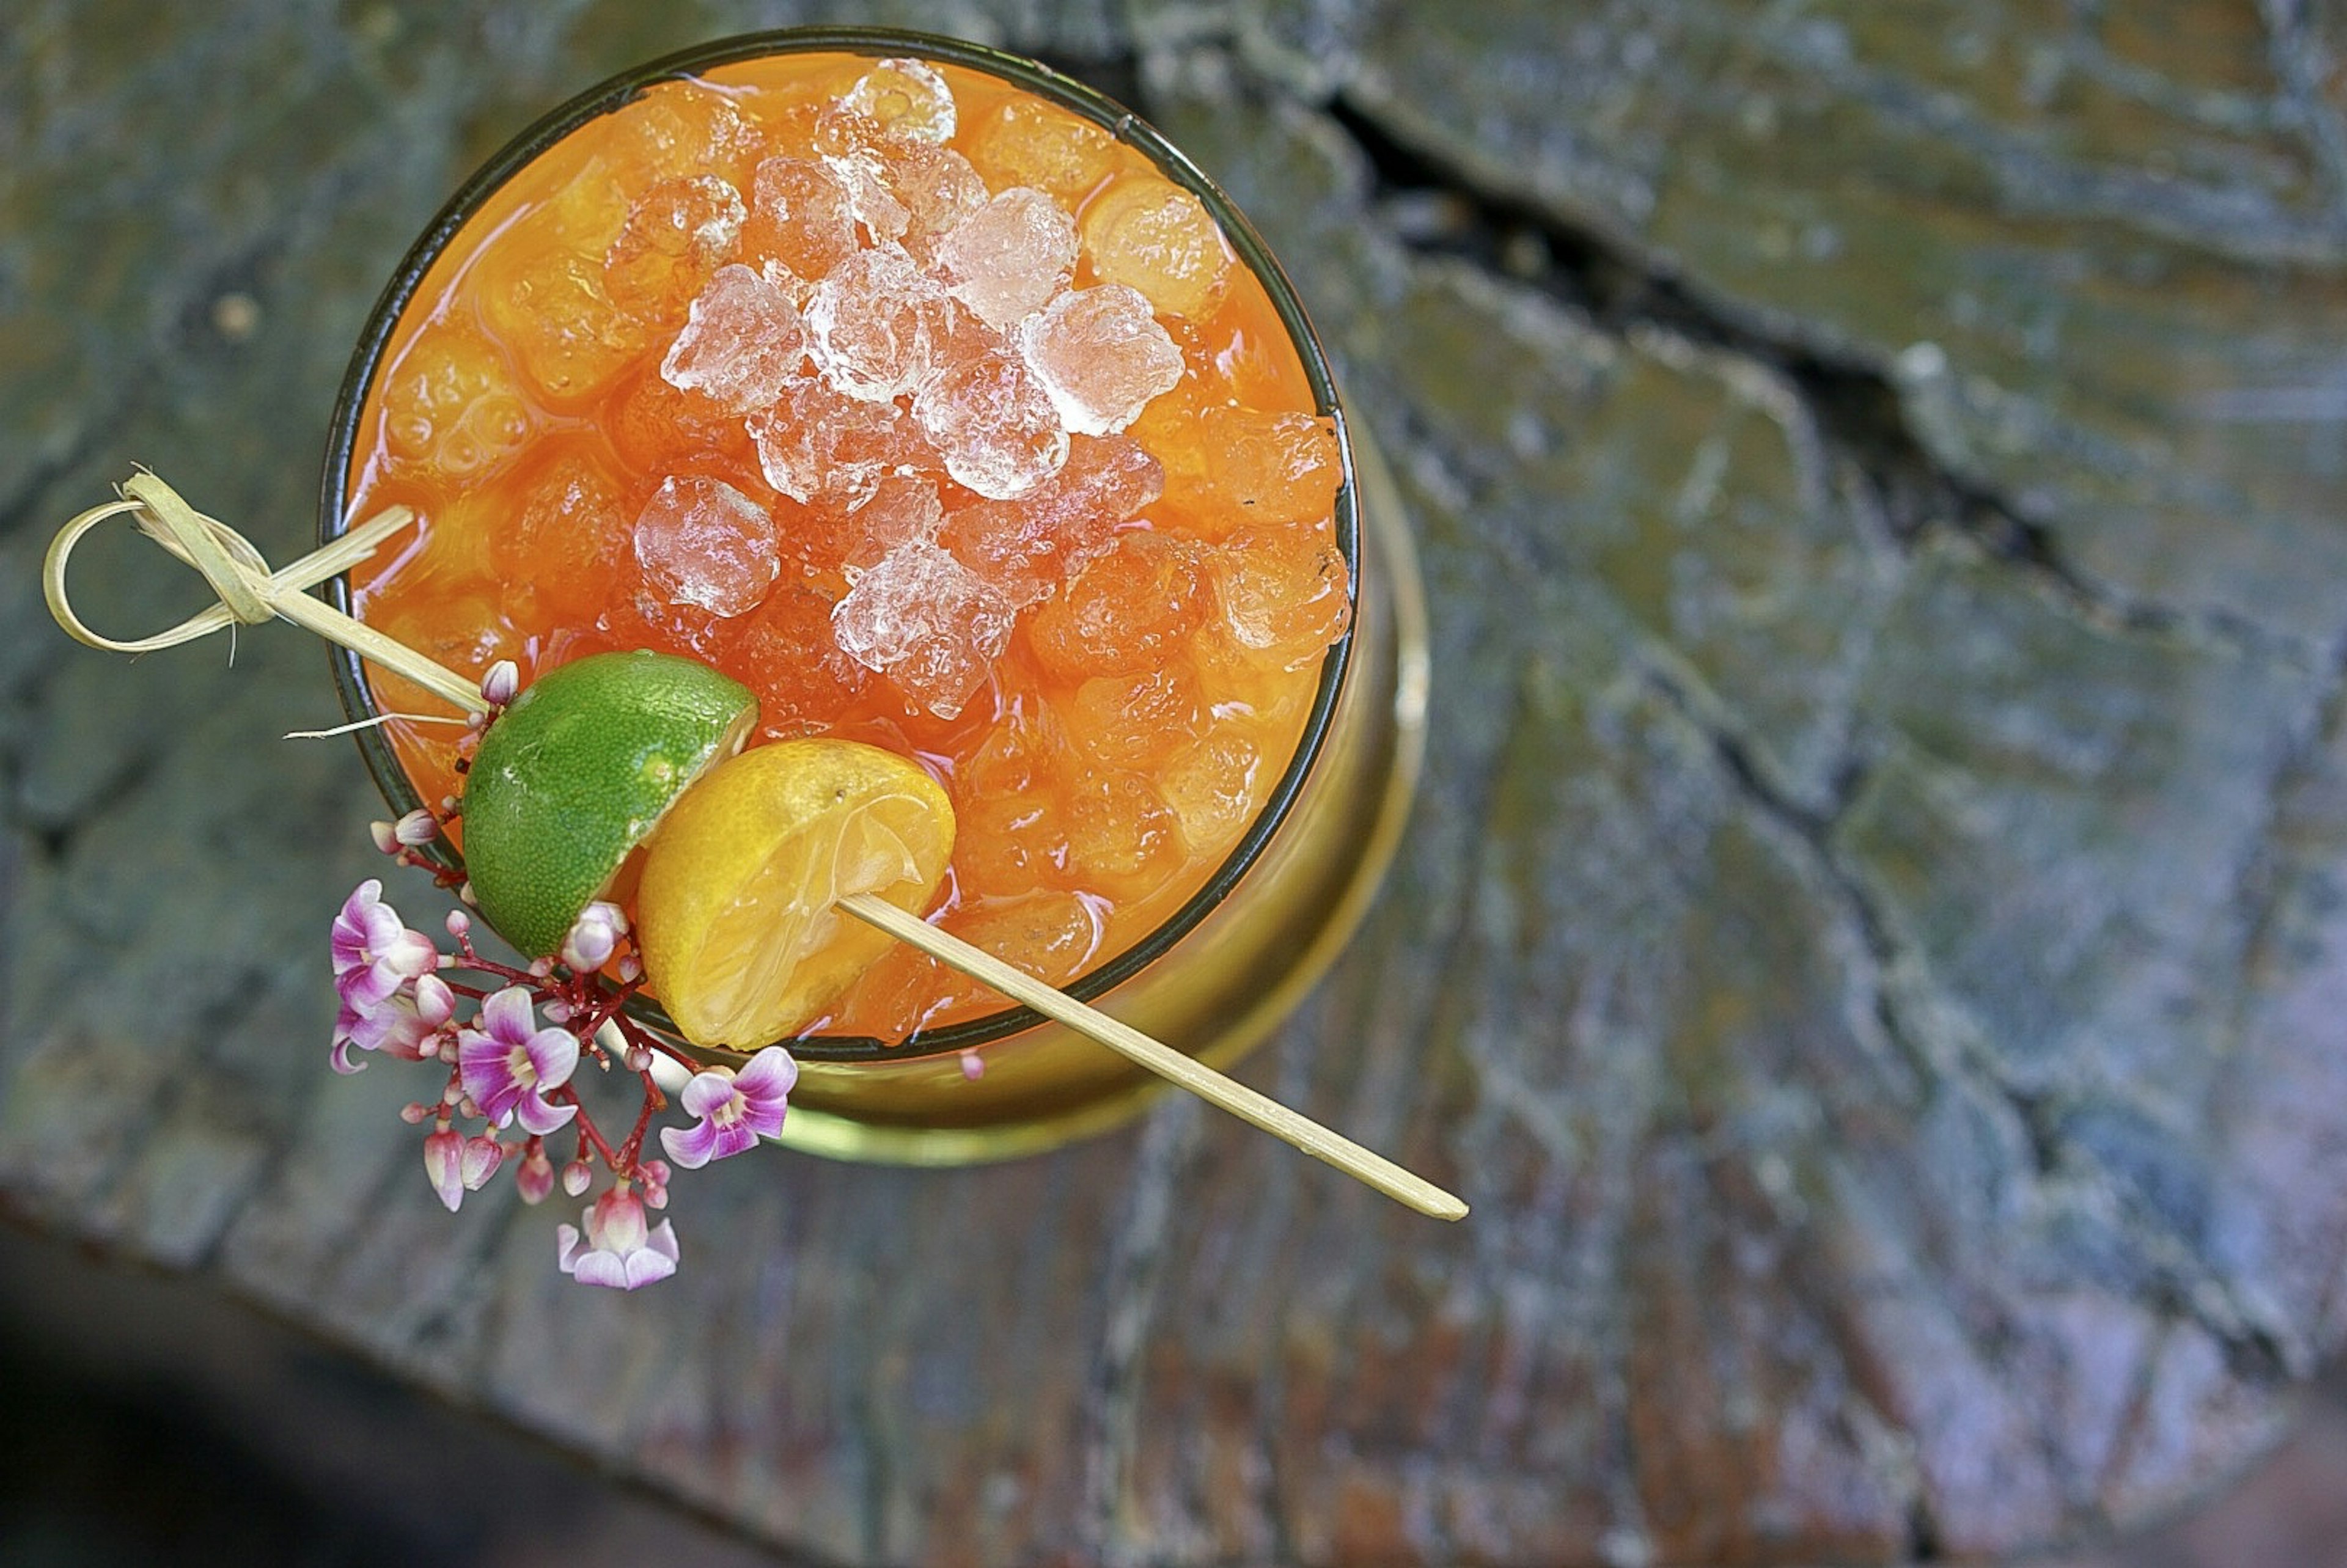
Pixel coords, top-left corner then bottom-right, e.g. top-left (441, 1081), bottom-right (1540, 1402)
top-left (326, 661), bottom-right (794, 1289)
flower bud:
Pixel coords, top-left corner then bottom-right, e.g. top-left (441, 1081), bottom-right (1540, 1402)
top-left (515, 1149), bottom-right (555, 1206)
top-left (624, 1045), bottom-right (652, 1073)
top-left (460, 1134), bottom-right (504, 1193)
top-left (392, 808), bottom-right (439, 846)
top-left (445, 909), bottom-right (471, 939)
top-left (560, 902), bottom-right (625, 974)
top-left (424, 1128), bottom-right (467, 1212)
top-left (480, 659), bottom-right (520, 708)
top-left (562, 1159), bottom-right (593, 1198)
top-left (369, 820), bottom-right (400, 855)
top-left (414, 973), bottom-right (456, 1028)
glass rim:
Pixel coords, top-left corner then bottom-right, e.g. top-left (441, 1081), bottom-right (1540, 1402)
top-left (318, 24), bottom-right (1361, 1063)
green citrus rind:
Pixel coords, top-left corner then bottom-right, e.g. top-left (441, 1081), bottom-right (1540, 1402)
top-left (460, 650), bottom-right (757, 958)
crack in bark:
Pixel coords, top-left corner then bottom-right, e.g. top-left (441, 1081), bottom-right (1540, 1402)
top-left (5, 741), bottom-right (164, 870)
top-left (1315, 91), bottom-right (2329, 677)
top-left (1079, 1095), bottom-right (1201, 1566)
top-left (2263, 0), bottom-right (2347, 214)
top-left (1640, 658), bottom-right (2306, 1415)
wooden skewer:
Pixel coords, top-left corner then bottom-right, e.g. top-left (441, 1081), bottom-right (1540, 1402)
top-left (46, 472), bottom-right (1468, 1222)
top-left (842, 893), bottom-right (1466, 1220)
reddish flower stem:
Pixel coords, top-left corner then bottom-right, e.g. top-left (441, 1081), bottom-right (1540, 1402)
top-left (616, 1078), bottom-right (663, 1168)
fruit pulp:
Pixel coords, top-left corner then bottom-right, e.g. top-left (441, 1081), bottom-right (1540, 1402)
top-left (344, 48), bottom-right (1353, 1042)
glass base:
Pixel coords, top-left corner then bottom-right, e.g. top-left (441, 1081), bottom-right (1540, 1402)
top-left (773, 425), bottom-right (1429, 1165)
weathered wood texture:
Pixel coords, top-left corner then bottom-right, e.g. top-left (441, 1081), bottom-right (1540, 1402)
top-left (7, 2), bottom-right (2347, 1564)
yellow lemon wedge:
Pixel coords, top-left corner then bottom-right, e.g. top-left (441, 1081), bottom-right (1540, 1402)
top-left (461, 651), bottom-right (757, 958)
top-left (634, 739), bottom-right (955, 1049)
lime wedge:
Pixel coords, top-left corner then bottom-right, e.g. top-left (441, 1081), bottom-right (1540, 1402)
top-left (461, 650), bottom-right (757, 958)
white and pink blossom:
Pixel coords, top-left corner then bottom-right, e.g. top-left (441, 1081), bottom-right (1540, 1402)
top-left (659, 1047), bottom-right (797, 1169)
top-left (560, 901), bottom-right (628, 975)
top-left (332, 880), bottom-right (439, 1008)
top-left (557, 1188), bottom-right (680, 1289)
top-left (457, 986), bottom-right (579, 1135)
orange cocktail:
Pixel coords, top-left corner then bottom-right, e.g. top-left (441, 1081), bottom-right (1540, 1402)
top-left (325, 32), bottom-right (1412, 1155)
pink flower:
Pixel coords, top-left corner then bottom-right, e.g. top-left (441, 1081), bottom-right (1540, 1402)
top-left (332, 880), bottom-right (438, 1008)
top-left (330, 972), bottom-right (455, 1073)
top-left (458, 986), bottom-right (578, 1134)
top-left (659, 1047), bottom-right (796, 1169)
top-left (560, 901), bottom-right (628, 974)
top-left (423, 1128), bottom-right (504, 1212)
top-left (557, 1188), bottom-right (679, 1289)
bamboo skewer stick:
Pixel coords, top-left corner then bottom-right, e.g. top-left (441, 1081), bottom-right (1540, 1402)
top-left (842, 893), bottom-right (1466, 1218)
top-left (44, 472), bottom-right (1467, 1221)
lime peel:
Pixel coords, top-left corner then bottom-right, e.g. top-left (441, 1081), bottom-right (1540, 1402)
top-left (460, 651), bottom-right (758, 958)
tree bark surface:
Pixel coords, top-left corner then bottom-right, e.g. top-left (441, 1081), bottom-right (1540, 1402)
top-left (6, 4), bottom-right (2346, 1564)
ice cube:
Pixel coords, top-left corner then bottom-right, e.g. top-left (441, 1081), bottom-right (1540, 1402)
top-left (380, 319), bottom-right (532, 480)
top-left (604, 175), bottom-right (747, 326)
top-left (1207, 525), bottom-right (1353, 668)
top-left (490, 444), bottom-right (631, 623)
top-left (1052, 432), bottom-right (1168, 537)
top-left (1016, 285), bottom-right (1185, 436)
top-left (1156, 730), bottom-right (1260, 855)
top-left (939, 433), bottom-right (1163, 603)
top-left (609, 82), bottom-right (764, 184)
top-left (821, 147), bottom-right (910, 244)
top-left (936, 188), bottom-right (1079, 332)
top-left (1029, 532), bottom-right (1207, 681)
top-left (840, 57), bottom-right (958, 144)
top-left (831, 541), bottom-right (1016, 719)
top-left (1068, 665), bottom-right (1205, 769)
top-left (734, 584), bottom-right (872, 739)
top-left (1078, 174), bottom-right (1230, 320)
top-left (889, 143), bottom-right (990, 263)
top-left (633, 474), bottom-right (779, 618)
top-left (966, 98), bottom-right (1116, 206)
top-left (806, 245), bottom-right (943, 402)
top-left (913, 339), bottom-right (1069, 501)
top-left (659, 264), bottom-right (807, 413)
top-left (748, 376), bottom-right (933, 508)
top-left (845, 475), bottom-right (944, 573)
top-left (743, 156), bottom-right (858, 280)
top-left (479, 247), bottom-right (647, 403)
